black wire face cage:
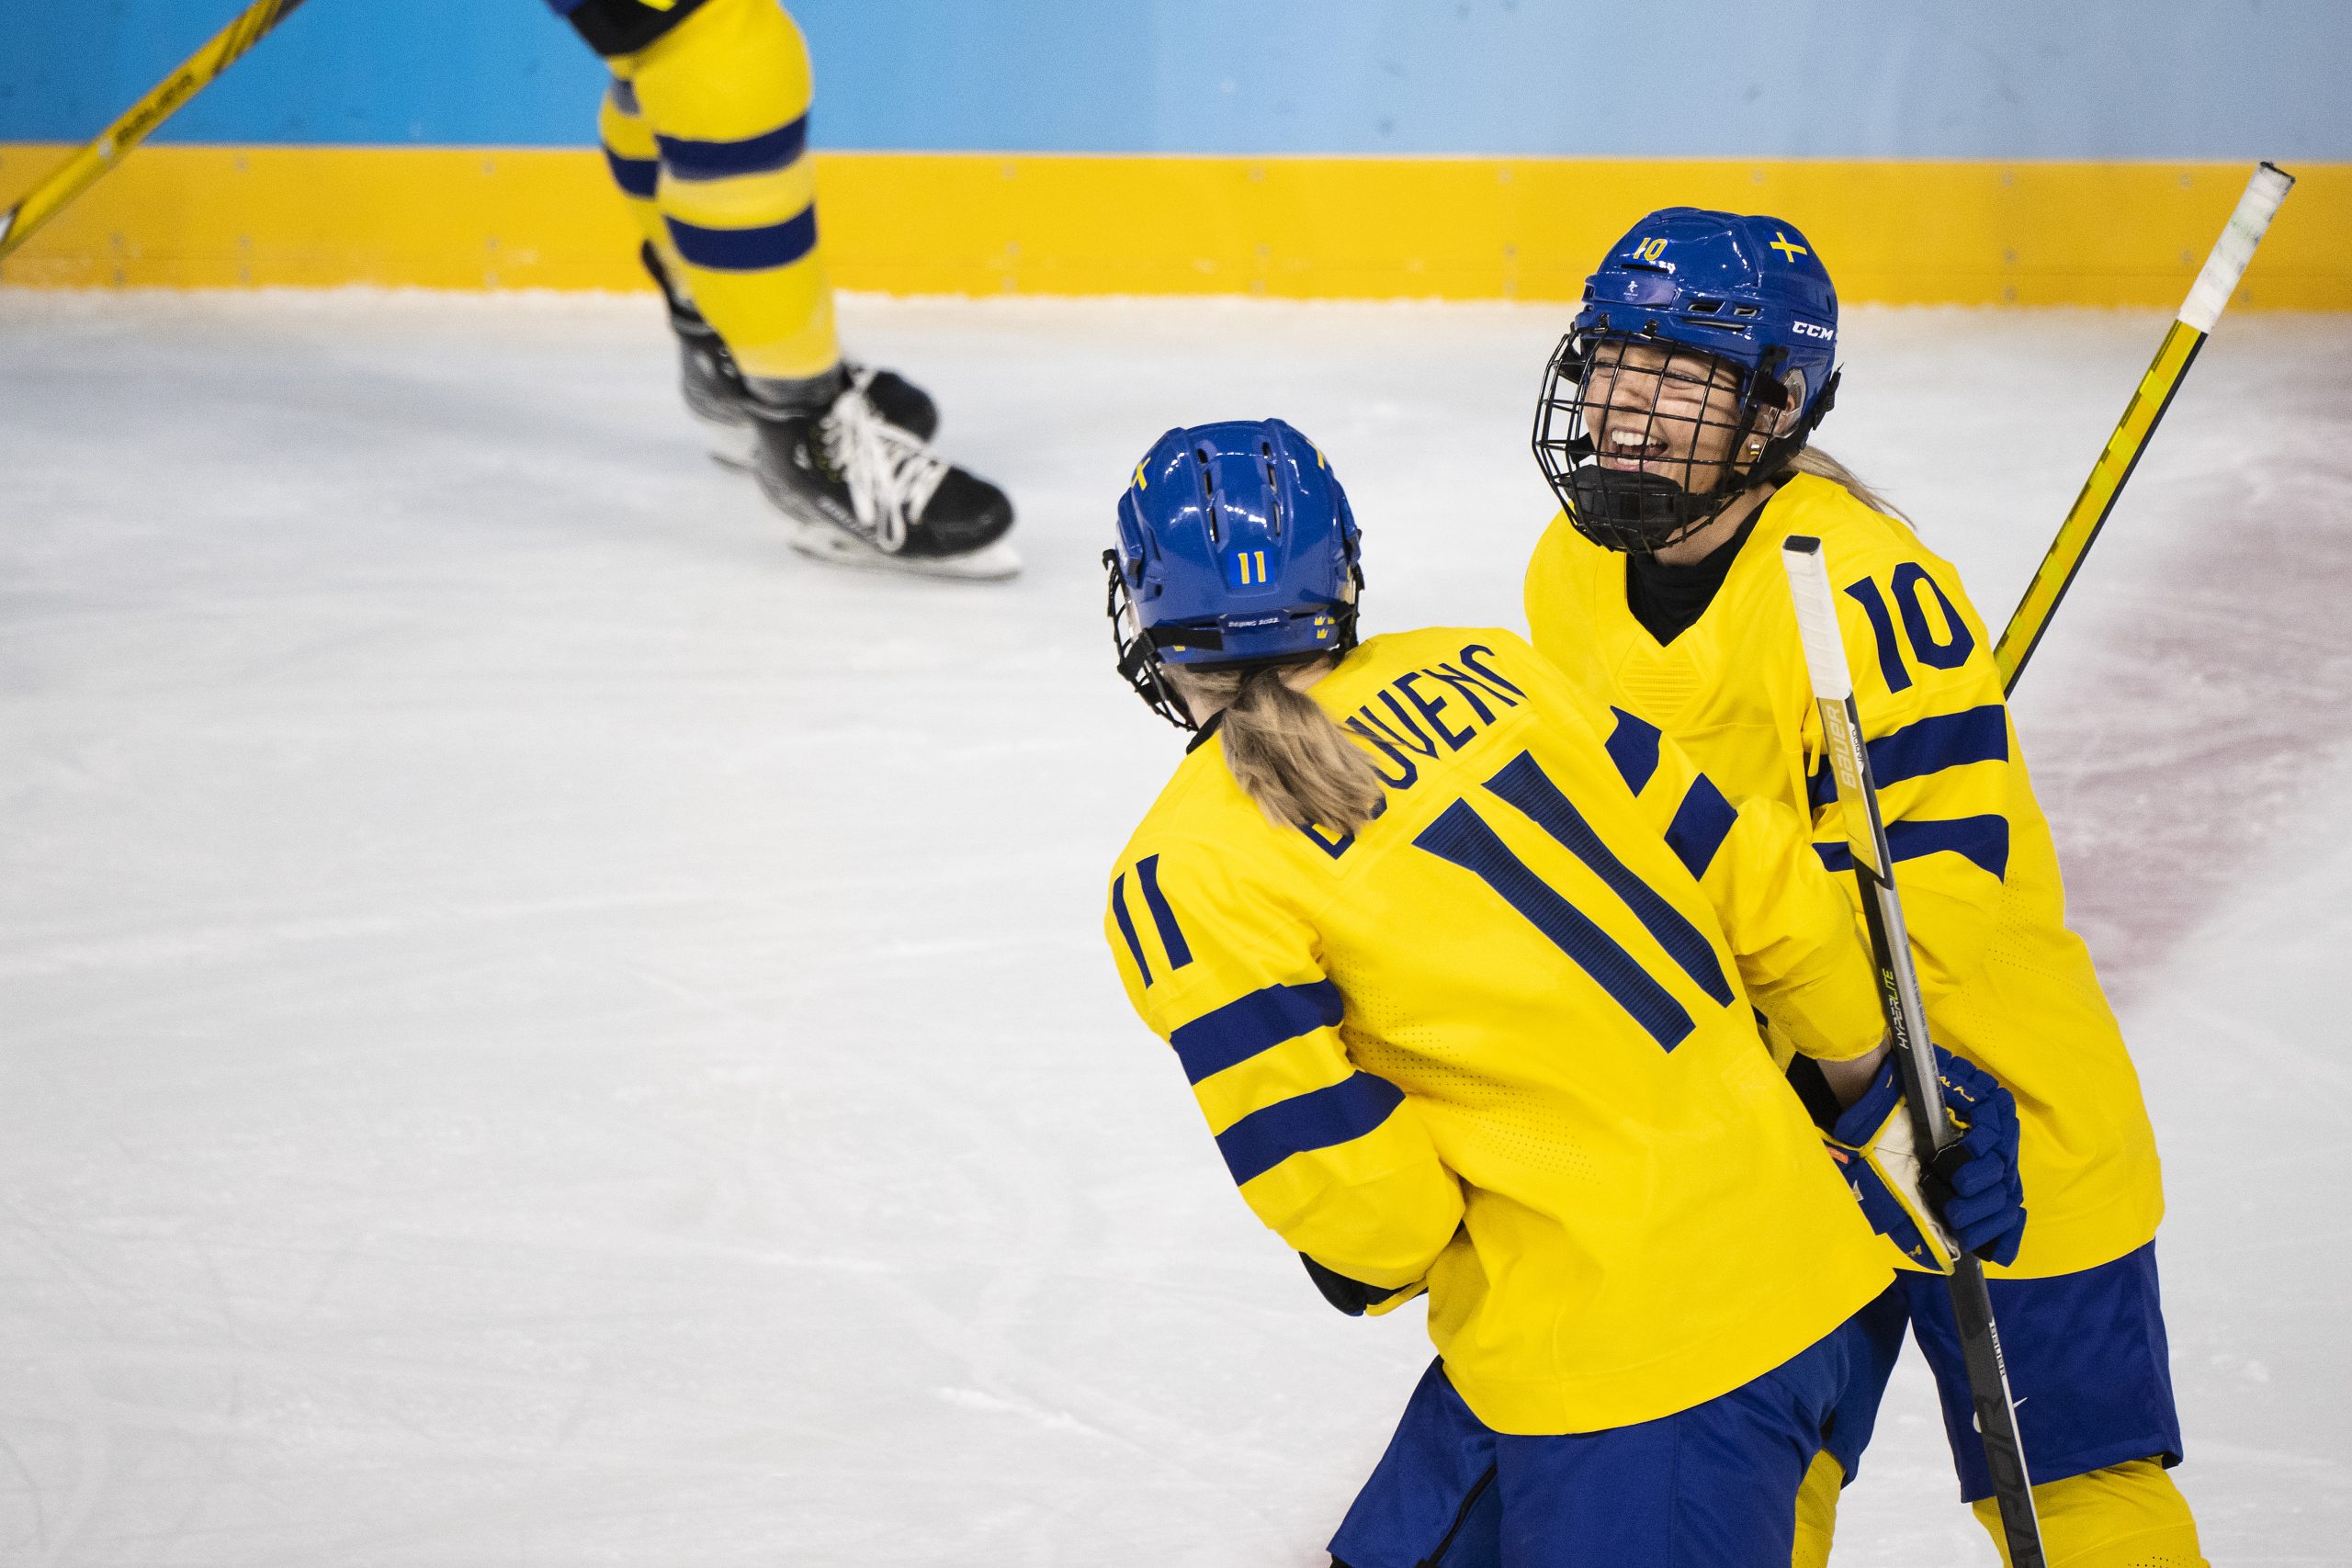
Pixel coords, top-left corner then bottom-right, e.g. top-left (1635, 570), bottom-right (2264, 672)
top-left (1102, 548), bottom-right (1194, 730)
top-left (1531, 323), bottom-right (1826, 558)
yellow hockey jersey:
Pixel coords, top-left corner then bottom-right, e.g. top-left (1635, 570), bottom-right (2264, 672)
top-left (1524, 474), bottom-right (2165, 1279)
top-left (1104, 626), bottom-right (1893, 1436)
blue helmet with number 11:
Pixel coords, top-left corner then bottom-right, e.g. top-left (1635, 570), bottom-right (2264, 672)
top-left (1532, 207), bottom-right (1843, 556)
top-left (1104, 419), bottom-right (1362, 728)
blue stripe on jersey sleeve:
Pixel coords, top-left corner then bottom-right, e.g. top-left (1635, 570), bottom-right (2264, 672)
top-left (664, 209), bottom-right (819, 272)
top-left (1665, 775), bottom-right (1739, 881)
top-left (1216, 1070), bottom-right (1405, 1187)
top-left (1170, 980), bottom-right (1344, 1084)
top-left (1811, 705), bottom-right (2011, 809)
top-left (1603, 708), bottom-right (1662, 795)
top-left (1814, 815), bottom-right (2011, 879)
top-left (1135, 854), bottom-right (1193, 969)
top-left (655, 117), bottom-right (810, 180)
top-left (1417, 800), bottom-right (1695, 1051)
top-left (1870, 705), bottom-right (2010, 786)
top-left (1484, 750), bottom-right (1731, 1007)
top-left (1110, 874), bottom-right (1151, 987)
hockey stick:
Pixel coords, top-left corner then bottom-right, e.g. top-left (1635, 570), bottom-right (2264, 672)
top-left (1992, 162), bottom-right (2295, 694)
top-left (0, 0), bottom-right (311, 262)
top-left (1783, 535), bottom-right (2049, 1568)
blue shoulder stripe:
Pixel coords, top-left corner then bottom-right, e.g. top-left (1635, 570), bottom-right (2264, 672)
top-left (1665, 775), bottom-right (1738, 881)
top-left (1171, 980), bottom-right (1344, 1084)
top-left (1811, 705), bottom-right (2010, 808)
top-left (1603, 707), bottom-right (1661, 795)
top-left (664, 209), bottom-right (819, 272)
top-left (1216, 1070), bottom-right (1404, 1187)
top-left (655, 116), bottom-right (810, 181)
top-left (1135, 854), bottom-right (1193, 969)
top-left (1484, 751), bottom-right (1731, 1006)
top-left (1110, 874), bottom-right (1151, 987)
top-left (1814, 815), bottom-right (2011, 879)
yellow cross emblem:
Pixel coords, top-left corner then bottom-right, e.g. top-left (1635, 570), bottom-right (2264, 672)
top-left (1769, 231), bottom-right (1809, 264)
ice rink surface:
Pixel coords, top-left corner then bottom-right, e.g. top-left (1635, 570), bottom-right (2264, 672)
top-left (1, 288), bottom-right (2347, 1566)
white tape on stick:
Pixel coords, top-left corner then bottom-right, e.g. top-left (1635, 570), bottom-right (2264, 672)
top-left (1781, 536), bottom-right (1853, 702)
top-left (2178, 162), bottom-right (2295, 334)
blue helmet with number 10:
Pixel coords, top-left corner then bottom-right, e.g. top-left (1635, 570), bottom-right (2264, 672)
top-left (1532, 207), bottom-right (1843, 556)
top-left (1104, 419), bottom-right (1362, 729)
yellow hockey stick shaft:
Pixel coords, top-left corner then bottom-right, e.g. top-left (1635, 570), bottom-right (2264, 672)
top-left (0, 0), bottom-right (311, 261)
top-left (1994, 161), bottom-right (2294, 693)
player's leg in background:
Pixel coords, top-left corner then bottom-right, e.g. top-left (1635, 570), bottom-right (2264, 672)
top-left (1902, 1244), bottom-right (2206, 1568)
top-left (610, 0), bottom-right (839, 399)
top-left (580, 0), bottom-right (1015, 575)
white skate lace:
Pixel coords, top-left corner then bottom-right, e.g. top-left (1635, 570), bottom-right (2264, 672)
top-left (820, 370), bottom-right (949, 553)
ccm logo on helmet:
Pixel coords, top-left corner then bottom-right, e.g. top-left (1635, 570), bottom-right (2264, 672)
top-left (1792, 321), bottom-right (1836, 340)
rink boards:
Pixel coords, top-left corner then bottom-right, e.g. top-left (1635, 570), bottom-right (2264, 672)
top-left (2, 146), bottom-right (2347, 309)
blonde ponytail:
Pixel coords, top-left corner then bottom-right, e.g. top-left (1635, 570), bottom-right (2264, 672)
top-left (1170, 661), bottom-right (1385, 836)
top-left (1789, 446), bottom-right (1912, 525)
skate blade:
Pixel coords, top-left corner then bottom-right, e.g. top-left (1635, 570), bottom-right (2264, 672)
top-left (785, 521), bottom-right (1022, 582)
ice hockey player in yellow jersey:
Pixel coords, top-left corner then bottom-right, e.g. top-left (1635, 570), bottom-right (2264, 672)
top-left (1101, 418), bottom-right (2027, 1568)
top-left (1522, 208), bottom-right (2202, 1568)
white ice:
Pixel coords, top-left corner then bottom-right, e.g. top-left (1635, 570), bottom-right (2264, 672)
top-left (1, 288), bottom-right (2346, 1566)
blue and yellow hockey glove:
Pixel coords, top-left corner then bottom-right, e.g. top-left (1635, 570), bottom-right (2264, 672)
top-left (1826, 1045), bottom-right (2026, 1271)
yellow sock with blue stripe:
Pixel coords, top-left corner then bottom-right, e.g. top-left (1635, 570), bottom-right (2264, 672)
top-left (606, 0), bottom-right (840, 384)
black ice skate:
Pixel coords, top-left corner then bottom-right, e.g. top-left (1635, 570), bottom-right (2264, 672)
top-left (639, 243), bottom-right (935, 466)
top-left (752, 372), bottom-right (1019, 581)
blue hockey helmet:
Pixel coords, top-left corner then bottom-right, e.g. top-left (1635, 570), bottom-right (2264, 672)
top-left (1532, 207), bottom-right (1842, 556)
top-left (1104, 418), bottom-right (1362, 728)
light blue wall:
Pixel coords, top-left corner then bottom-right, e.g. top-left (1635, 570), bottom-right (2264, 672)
top-left (3, 1), bottom-right (2346, 159)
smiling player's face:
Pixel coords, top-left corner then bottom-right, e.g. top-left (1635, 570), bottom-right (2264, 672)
top-left (1577, 339), bottom-right (1751, 495)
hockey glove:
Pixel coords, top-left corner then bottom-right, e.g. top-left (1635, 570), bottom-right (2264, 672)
top-left (1825, 1044), bottom-right (2026, 1272)
top-left (1299, 1253), bottom-right (1424, 1317)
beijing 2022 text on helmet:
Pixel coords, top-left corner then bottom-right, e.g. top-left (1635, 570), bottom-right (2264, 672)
top-left (1103, 418), bottom-right (1363, 729)
top-left (1532, 207), bottom-right (1841, 557)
